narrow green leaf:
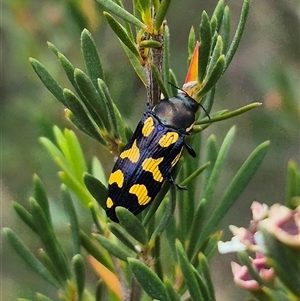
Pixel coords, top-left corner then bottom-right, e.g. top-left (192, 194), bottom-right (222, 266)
top-left (210, 16), bottom-right (217, 36)
top-left (69, 83), bottom-right (106, 134)
top-left (224, 0), bottom-right (250, 72)
top-left (53, 127), bottom-right (85, 184)
top-left (116, 0), bottom-right (134, 42)
top-left (98, 79), bottom-right (119, 137)
top-left (47, 40), bottom-right (58, 55)
top-left (81, 29), bottom-right (105, 87)
top-left (205, 35), bottom-right (223, 80)
top-left (180, 161), bottom-right (210, 187)
top-left (286, 160), bottom-right (300, 208)
top-left (112, 103), bottom-right (128, 144)
top-left (200, 135), bottom-right (218, 199)
top-left (198, 86), bottom-right (215, 119)
top-left (29, 198), bottom-right (70, 280)
top-left (43, 128), bottom-right (92, 207)
top-left (152, 235), bottom-right (163, 280)
top-left (63, 89), bottom-right (106, 145)
top-left (12, 202), bottom-right (36, 233)
top-left (89, 202), bottom-right (104, 234)
top-left (176, 240), bottom-right (203, 301)
top-left (53, 125), bottom-right (69, 159)
top-left (164, 217), bottom-right (177, 263)
top-left (187, 199), bottom-right (207, 258)
top-left (154, 0), bottom-right (171, 31)
top-left (33, 175), bottom-right (51, 224)
top-left (151, 63), bottom-right (170, 98)
top-left (36, 293), bottom-right (55, 301)
top-left (72, 254), bottom-right (86, 300)
top-left (29, 58), bottom-right (66, 106)
top-left (220, 6), bottom-right (230, 54)
top-left (198, 253), bottom-right (216, 301)
top-left (139, 40), bottom-right (162, 48)
top-left (179, 136), bottom-right (202, 226)
top-left (96, 0), bottom-right (146, 29)
top-left (47, 42), bottom-right (77, 89)
top-left (66, 110), bottom-right (96, 142)
top-left (151, 185), bottom-right (176, 238)
top-left (163, 25), bottom-right (171, 93)
top-left (135, 0), bottom-right (151, 14)
top-left (151, 0), bottom-right (160, 12)
top-left (202, 231), bottom-right (221, 260)
top-left (203, 127), bottom-right (236, 203)
top-left (74, 69), bottom-right (111, 133)
top-left (98, 79), bottom-right (119, 140)
top-left (212, 0), bottom-right (225, 32)
top-left (198, 54), bottom-right (225, 99)
top-left (116, 207), bottom-right (148, 245)
top-left (37, 248), bottom-right (65, 286)
top-left (58, 170), bottom-right (94, 207)
top-left (187, 26), bottom-right (196, 66)
top-left (63, 129), bottom-right (87, 179)
top-left (254, 289), bottom-right (294, 301)
top-left (168, 69), bottom-right (178, 96)
top-left (80, 231), bottom-right (114, 271)
top-left (91, 156), bottom-right (107, 185)
top-left (61, 186), bottom-right (81, 256)
top-left (142, 184), bottom-right (170, 227)
top-left (198, 141), bottom-right (270, 249)
top-left (39, 136), bottom-right (68, 170)
top-left (124, 124), bottom-right (134, 142)
top-left (83, 172), bottom-right (107, 210)
top-left (128, 258), bottom-right (169, 301)
top-left (107, 223), bottom-right (138, 253)
top-left (210, 31), bottom-right (219, 58)
top-left (95, 280), bottom-right (103, 301)
top-left (197, 102), bottom-right (262, 124)
top-left (48, 43), bottom-right (107, 133)
top-left (3, 228), bottom-right (60, 288)
top-left (94, 234), bottom-right (133, 262)
top-left (164, 278), bottom-right (180, 301)
top-left (198, 11), bottom-right (212, 83)
top-left (104, 12), bottom-right (141, 60)
top-left (192, 266), bottom-right (210, 301)
top-left (121, 42), bottom-right (147, 86)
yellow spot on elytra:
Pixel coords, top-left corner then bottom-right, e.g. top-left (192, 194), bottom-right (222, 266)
top-left (142, 117), bottom-right (154, 137)
top-left (106, 197), bottom-right (114, 208)
top-left (142, 157), bottom-right (164, 182)
top-left (120, 140), bottom-right (140, 163)
top-left (108, 170), bottom-right (124, 188)
top-left (129, 184), bottom-right (151, 206)
top-left (171, 148), bottom-right (183, 166)
top-left (158, 132), bottom-right (179, 148)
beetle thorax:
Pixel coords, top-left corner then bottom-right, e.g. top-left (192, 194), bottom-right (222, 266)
top-left (153, 93), bottom-right (199, 133)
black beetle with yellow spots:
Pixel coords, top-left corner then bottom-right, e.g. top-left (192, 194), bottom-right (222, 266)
top-left (106, 88), bottom-right (208, 222)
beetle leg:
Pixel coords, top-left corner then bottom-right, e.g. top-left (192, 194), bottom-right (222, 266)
top-left (167, 173), bottom-right (187, 190)
top-left (184, 141), bottom-right (196, 158)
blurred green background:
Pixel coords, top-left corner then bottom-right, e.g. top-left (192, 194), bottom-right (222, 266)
top-left (1, 0), bottom-right (299, 300)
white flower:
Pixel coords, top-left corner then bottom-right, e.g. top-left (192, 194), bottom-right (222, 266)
top-left (218, 236), bottom-right (247, 254)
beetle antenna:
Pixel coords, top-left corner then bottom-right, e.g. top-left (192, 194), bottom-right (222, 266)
top-left (167, 82), bottom-right (211, 120)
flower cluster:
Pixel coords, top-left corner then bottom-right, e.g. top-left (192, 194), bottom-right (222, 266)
top-left (218, 202), bottom-right (300, 300)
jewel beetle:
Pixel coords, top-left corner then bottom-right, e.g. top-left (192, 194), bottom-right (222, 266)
top-left (106, 86), bottom-right (209, 222)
